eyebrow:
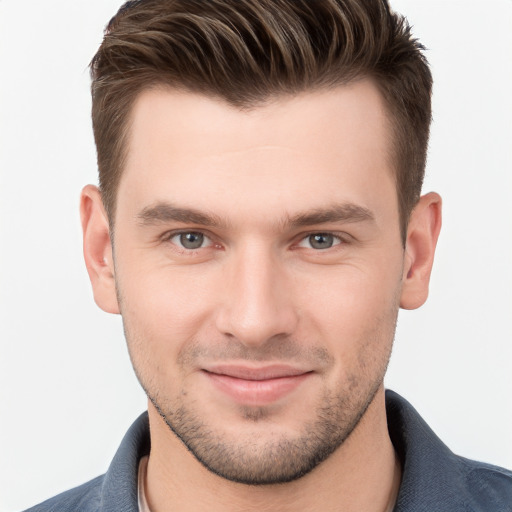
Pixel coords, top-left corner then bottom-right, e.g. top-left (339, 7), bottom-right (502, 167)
top-left (137, 201), bottom-right (374, 229)
top-left (287, 204), bottom-right (375, 228)
top-left (137, 203), bottom-right (228, 228)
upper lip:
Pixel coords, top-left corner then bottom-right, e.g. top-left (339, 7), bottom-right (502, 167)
top-left (203, 364), bottom-right (310, 381)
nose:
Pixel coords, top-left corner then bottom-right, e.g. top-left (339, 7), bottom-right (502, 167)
top-left (215, 242), bottom-right (299, 347)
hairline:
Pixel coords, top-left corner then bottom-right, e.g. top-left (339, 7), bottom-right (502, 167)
top-left (104, 76), bottom-right (410, 244)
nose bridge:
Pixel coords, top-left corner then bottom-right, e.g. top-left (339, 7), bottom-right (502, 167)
top-left (216, 240), bottom-right (297, 346)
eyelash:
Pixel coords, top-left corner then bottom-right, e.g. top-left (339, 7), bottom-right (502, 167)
top-left (162, 230), bottom-right (215, 252)
top-left (296, 232), bottom-right (346, 250)
top-left (161, 230), bottom-right (349, 253)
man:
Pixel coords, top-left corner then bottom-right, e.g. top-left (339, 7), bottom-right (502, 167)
top-left (24, 0), bottom-right (512, 511)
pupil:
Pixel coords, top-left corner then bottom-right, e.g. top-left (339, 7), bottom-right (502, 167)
top-left (180, 232), bottom-right (204, 249)
top-left (310, 233), bottom-right (333, 249)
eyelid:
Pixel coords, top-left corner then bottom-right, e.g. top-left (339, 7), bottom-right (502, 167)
top-left (294, 231), bottom-right (350, 249)
top-left (158, 228), bottom-right (351, 251)
top-left (162, 229), bottom-right (215, 248)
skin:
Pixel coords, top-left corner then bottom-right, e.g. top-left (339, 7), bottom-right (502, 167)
top-left (81, 79), bottom-right (441, 512)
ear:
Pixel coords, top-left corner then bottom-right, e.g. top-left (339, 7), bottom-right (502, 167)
top-left (80, 185), bottom-right (120, 314)
top-left (400, 192), bottom-right (442, 310)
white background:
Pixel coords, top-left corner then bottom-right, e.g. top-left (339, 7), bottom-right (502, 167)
top-left (1, 1), bottom-right (511, 510)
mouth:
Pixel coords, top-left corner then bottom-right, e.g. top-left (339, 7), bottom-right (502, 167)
top-left (201, 364), bottom-right (313, 406)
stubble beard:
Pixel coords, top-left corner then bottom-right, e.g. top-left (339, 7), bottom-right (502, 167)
top-left (124, 330), bottom-right (394, 486)
top-left (118, 275), bottom-right (399, 486)
top-left (147, 373), bottom-right (384, 485)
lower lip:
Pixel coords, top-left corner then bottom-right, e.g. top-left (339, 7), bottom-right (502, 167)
top-left (204, 371), bottom-right (311, 406)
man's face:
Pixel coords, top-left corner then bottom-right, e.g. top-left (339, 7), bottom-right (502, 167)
top-left (111, 80), bottom-right (406, 483)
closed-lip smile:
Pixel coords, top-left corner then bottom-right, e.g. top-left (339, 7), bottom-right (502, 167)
top-left (202, 364), bottom-right (313, 406)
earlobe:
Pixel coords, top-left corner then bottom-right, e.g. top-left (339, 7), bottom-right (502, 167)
top-left (400, 192), bottom-right (442, 310)
top-left (80, 185), bottom-right (120, 314)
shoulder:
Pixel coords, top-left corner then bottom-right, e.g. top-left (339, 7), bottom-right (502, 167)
top-left (457, 457), bottom-right (512, 511)
top-left (386, 390), bottom-right (512, 511)
top-left (22, 475), bottom-right (104, 512)
top-left (22, 412), bottom-right (149, 512)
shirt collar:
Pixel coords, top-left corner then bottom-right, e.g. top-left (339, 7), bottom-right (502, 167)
top-left (97, 391), bottom-right (478, 512)
top-left (386, 389), bottom-right (478, 511)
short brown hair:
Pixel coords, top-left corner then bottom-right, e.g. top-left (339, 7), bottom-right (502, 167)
top-left (90, 0), bottom-right (432, 241)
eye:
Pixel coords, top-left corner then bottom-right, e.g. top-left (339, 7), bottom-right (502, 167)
top-left (297, 233), bottom-right (341, 250)
top-left (169, 232), bottom-right (212, 250)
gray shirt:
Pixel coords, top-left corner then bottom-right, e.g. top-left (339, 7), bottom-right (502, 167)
top-left (24, 390), bottom-right (512, 512)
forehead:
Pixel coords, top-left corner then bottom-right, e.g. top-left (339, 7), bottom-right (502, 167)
top-left (126, 80), bottom-right (392, 158)
top-left (118, 80), bottom-right (396, 225)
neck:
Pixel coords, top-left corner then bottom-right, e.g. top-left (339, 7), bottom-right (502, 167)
top-left (144, 386), bottom-right (401, 512)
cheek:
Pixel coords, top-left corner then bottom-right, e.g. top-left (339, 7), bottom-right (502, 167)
top-left (299, 261), bottom-right (402, 352)
top-left (300, 269), bottom-right (400, 399)
top-left (116, 261), bottom-right (221, 366)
